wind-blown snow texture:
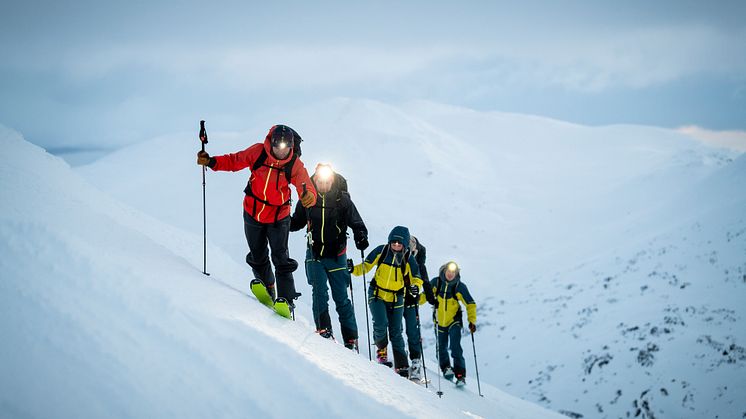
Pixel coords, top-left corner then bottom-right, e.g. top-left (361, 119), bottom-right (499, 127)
top-left (0, 119), bottom-right (564, 418)
top-left (76, 98), bottom-right (746, 419)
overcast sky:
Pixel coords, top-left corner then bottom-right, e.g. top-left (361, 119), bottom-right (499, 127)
top-left (1, 0), bottom-right (745, 150)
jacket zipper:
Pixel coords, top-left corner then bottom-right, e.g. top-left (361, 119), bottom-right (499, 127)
top-left (256, 162), bottom-right (273, 220)
top-left (320, 193), bottom-right (326, 255)
top-left (443, 282), bottom-right (449, 326)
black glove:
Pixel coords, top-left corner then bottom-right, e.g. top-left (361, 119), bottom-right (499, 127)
top-left (408, 285), bottom-right (419, 297)
top-left (431, 299), bottom-right (439, 309)
top-left (355, 236), bottom-right (369, 251)
top-left (469, 323), bottom-right (477, 333)
top-left (347, 259), bottom-right (355, 273)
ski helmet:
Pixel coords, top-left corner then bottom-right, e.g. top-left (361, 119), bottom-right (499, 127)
top-left (271, 125), bottom-right (295, 149)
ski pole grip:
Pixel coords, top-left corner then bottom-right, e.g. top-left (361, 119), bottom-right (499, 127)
top-left (199, 120), bottom-right (208, 151)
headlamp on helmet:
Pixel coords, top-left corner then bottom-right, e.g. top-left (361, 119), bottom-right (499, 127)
top-left (271, 126), bottom-right (294, 150)
top-left (315, 163), bottom-right (334, 182)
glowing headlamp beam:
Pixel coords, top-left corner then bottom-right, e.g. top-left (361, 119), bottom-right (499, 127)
top-left (447, 262), bottom-right (458, 272)
top-left (316, 165), bottom-right (334, 181)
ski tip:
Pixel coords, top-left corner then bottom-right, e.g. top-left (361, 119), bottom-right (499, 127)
top-left (250, 280), bottom-right (274, 307)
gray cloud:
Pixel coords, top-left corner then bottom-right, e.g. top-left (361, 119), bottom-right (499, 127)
top-left (1, 0), bottom-right (745, 149)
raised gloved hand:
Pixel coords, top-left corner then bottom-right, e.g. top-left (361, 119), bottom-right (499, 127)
top-left (300, 190), bottom-right (315, 208)
top-left (197, 150), bottom-right (212, 166)
top-left (347, 259), bottom-right (355, 273)
top-left (469, 323), bottom-right (477, 334)
top-left (355, 236), bottom-right (369, 251)
top-left (408, 285), bottom-right (419, 297)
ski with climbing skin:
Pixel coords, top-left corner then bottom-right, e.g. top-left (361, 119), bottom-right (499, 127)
top-left (250, 279), bottom-right (293, 319)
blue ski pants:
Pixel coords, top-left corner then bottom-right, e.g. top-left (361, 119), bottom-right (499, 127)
top-left (438, 322), bottom-right (466, 376)
top-left (368, 288), bottom-right (408, 369)
top-left (305, 249), bottom-right (358, 341)
top-left (403, 305), bottom-right (423, 360)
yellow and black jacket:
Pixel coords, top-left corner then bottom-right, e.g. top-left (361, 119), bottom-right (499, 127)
top-left (352, 244), bottom-right (423, 303)
top-left (428, 267), bottom-right (477, 328)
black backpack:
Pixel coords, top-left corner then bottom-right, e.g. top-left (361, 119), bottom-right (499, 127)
top-left (332, 173), bottom-right (348, 195)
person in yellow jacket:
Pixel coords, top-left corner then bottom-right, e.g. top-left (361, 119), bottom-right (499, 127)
top-left (429, 261), bottom-right (477, 385)
top-left (348, 226), bottom-right (422, 377)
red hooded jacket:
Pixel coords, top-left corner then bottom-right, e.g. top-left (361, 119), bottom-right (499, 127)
top-left (210, 127), bottom-right (317, 224)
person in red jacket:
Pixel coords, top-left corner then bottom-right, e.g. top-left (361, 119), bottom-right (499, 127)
top-left (197, 125), bottom-right (317, 305)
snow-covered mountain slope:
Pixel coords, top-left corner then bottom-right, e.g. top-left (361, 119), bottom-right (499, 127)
top-left (75, 98), bottom-right (745, 418)
top-left (484, 156), bottom-right (746, 418)
top-left (0, 126), bottom-right (564, 418)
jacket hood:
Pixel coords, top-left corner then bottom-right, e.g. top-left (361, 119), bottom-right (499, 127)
top-left (438, 261), bottom-right (461, 283)
top-left (387, 226), bottom-right (410, 251)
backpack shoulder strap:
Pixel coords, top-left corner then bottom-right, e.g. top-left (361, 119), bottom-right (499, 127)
top-left (251, 149), bottom-right (268, 172)
top-left (376, 244), bottom-right (390, 269)
top-left (435, 276), bottom-right (444, 296)
top-left (402, 250), bottom-right (411, 287)
top-left (283, 154), bottom-right (297, 183)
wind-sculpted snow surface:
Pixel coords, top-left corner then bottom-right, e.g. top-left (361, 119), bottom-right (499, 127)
top-left (0, 125), bottom-right (564, 418)
top-left (76, 98), bottom-right (745, 418)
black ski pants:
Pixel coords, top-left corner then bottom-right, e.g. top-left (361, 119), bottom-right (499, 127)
top-left (243, 211), bottom-right (298, 301)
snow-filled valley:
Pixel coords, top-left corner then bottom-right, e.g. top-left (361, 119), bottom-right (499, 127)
top-left (2, 98), bottom-right (745, 418)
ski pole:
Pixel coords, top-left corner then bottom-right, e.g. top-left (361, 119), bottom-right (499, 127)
top-left (199, 120), bottom-right (209, 276)
top-left (302, 183), bottom-right (313, 247)
top-left (361, 250), bottom-right (372, 361)
top-left (471, 331), bottom-right (483, 397)
top-left (415, 302), bottom-right (428, 389)
top-left (348, 270), bottom-right (359, 354)
top-left (433, 308), bottom-right (443, 398)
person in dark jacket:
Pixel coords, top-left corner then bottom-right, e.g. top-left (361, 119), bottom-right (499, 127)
top-left (429, 261), bottom-right (477, 386)
top-left (402, 236), bottom-right (437, 380)
top-left (197, 125), bottom-right (316, 305)
top-left (349, 226), bottom-right (422, 377)
top-left (290, 163), bottom-right (368, 349)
